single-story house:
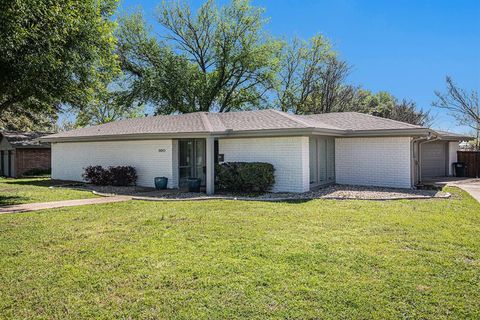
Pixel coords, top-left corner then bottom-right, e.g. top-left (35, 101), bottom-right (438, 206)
top-left (40, 110), bottom-right (469, 194)
top-left (0, 131), bottom-right (52, 178)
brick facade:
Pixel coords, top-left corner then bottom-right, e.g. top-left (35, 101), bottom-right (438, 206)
top-left (335, 137), bottom-right (413, 188)
top-left (14, 148), bottom-right (51, 177)
top-left (219, 137), bottom-right (310, 192)
top-left (51, 140), bottom-right (177, 188)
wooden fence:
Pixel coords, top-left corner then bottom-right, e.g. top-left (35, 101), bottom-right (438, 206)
top-left (457, 151), bottom-right (480, 178)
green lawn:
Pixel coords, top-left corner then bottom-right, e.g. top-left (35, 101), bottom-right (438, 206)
top-left (0, 178), bottom-right (97, 206)
top-left (0, 187), bottom-right (479, 319)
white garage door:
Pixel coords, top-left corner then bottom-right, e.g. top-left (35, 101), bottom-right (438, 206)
top-left (421, 142), bottom-right (447, 178)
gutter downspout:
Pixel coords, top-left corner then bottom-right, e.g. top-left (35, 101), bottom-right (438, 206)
top-left (411, 137), bottom-right (426, 187)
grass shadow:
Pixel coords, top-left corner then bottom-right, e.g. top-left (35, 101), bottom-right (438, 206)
top-left (0, 195), bottom-right (28, 206)
top-left (2, 179), bottom-right (53, 188)
top-left (1, 179), bottom-right (76, 188)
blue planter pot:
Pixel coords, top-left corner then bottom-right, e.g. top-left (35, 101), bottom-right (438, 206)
top-left (187, 178), bottom-right (201, 192)
top-left (154, 177), bottom-right (168, 190)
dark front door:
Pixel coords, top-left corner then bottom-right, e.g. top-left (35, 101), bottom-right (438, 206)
top-left (0, 151), bottom-right (4, 176)
top-left (7, 150), bottom-right (12, 177)
top-left (178, 139), bottom-right (206, 187)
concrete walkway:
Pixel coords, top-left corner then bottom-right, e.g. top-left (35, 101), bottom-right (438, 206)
top-left (453, 182), bottom-right (480, 203)
top-left (0, 196), bottom-right (131, 214)
top-left (422, 177), bottom-right (480, 203)
top-left (448, 179), bottom-right (480, 202)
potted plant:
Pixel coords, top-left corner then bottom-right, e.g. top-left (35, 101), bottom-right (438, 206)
top-left (154, 177), bottom-right (168, 190)
top-left (187, 177), bottom-right (201, 192)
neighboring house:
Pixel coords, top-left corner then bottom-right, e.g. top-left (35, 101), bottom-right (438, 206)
top-left (41, 110), bottom-right (470, 194)
top-left (0, 131), bottom-right (52, 178)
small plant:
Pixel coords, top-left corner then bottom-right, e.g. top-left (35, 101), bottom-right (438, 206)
top-left (216, 162), bottom-right (275, 193)
top-left (22, 168), bottom-right (51, 177)
top-left (109, 166), bottom-right (137, 186)
top-left (83, 166), bottom-right (137, 186)
top-left (82, 166), bottom-right (111, 185)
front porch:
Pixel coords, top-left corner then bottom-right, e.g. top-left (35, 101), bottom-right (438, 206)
top-left (177, 137), bottom-right (216, 195)
top-left (174, 136), bottom-right (314, 195)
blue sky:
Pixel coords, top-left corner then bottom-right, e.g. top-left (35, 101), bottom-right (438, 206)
top-left (118, 0), bottom-right (480, 134)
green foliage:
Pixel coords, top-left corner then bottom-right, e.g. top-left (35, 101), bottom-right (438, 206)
top-left (351, 90), bottom-right (431, 126)
top-left (21, 168), bottom-right (51, 177)
top-left (116, 0), bottom-right (282, 114)
top-left (0, 0), bottom-right (120, 122)
top-left (0, 0), bottom-right (432, 128)
top-left (73, 90), bottom-right (144, 127)
top-left (0, 105), bottom-right (56, 131)
top-left (83, 165), bottom-right (137, 186)
top-left (216, 162), bottom-right (275, 193)
top-left (275, 35), bottom-right (347, 114)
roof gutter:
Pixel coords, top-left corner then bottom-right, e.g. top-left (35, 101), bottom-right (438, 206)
top-left (40, 127), bottom-right (437, 143)
top-left (40, 127), bottom-right (341, 143)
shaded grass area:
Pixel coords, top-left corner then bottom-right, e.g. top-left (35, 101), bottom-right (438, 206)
top-left (0, 187), bottom-right (479, 319)
top-left (0, 178), bottom-right (96, 206)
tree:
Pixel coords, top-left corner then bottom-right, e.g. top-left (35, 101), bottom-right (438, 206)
top-left (116, 0), bottom-right (281, 114)
top-left (275, 35), bottom-right (354, 114)
top-left (306, 56), bottom-right (356, 114)
top-left (0, 0), bottom-right (120, 123)
top-left (433, 76), bottom-right (479, 148)
top-left (274, 38), bottom-right (428, 125)
top-left (385, 99), bottom-right (431, 126)
top-left (0, 105), bottom-right (56, 131)
top-left (73, 90), bottom-right (144, 127)
top-left (275, 36), bottom-right (330, 113)
top-left (351, 90), bottom-right (431, 126)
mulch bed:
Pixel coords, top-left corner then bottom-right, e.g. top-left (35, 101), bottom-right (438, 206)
top-left (67, 183), bottom-right (450, 201)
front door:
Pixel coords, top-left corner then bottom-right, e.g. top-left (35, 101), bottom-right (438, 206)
top-left (178, 139), bottom-right (206, 187)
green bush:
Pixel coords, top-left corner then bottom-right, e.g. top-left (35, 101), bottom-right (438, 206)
top-left (22, 168), bottom-right (51, 177)
top-left (83, 166), bottom-right (137, 186)
top-left (216, 162), bottom-right (275, 193)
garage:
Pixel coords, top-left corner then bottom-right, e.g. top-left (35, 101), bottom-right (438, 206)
top-left (421, 141), bottom-right (447, 178)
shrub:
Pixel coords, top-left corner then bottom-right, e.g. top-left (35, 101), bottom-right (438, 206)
top-left (22, 167), bottom-right (51, 176)
top-left (109, 166), bottom-right (137, 186)
top-left (82, 166), bottom-right (137, 186)
top-left (83, 166), bottom-right (111, 185)
top-left (216, 162), bottom-right (275, 193)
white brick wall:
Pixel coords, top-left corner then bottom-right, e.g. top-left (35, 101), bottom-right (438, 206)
top-left (52, 140), bottom-right (177, 188)
top-left (448, 141), bottom-right (459, 176)
top-left (335, 137), bottom-right (412, 188)
top-left (219, 137), bottom-right (310, 192)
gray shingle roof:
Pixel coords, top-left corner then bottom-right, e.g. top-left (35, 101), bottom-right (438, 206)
top-left (297, 112), bottom-right (424, 130)
top-left (48, 112), bottom-right (209, 139)
top-left (42, 109), bottom-right (436, 142)
top-left (1, 131), bottom-right (51, 148)
top-left (435, 130), bottom-right (472, 140)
